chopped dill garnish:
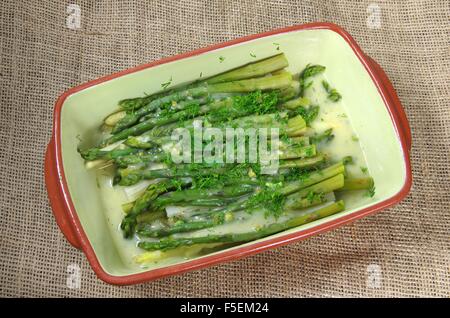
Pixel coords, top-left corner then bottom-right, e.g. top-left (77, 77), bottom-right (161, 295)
top-left (161, 76), bottom-right (173, 90)
top-left (169, 179), bottom-right (184, 192)
top-left (299, 64), bottom-right (326, 97)
top-left (211, 90), bottom-right (278, 122)
top-left (306, 191), bottom-right (315, 203)
top-left (366, 184), bottom-right (375, 198)
top-left (280, 132), bottom-right (290, 144)
top-left (179, 102), bottom-right (201, 121)
top-left (246, 183), bottom-right (286, 219)
top-left (310, 128), bottom-right (334, 144)
top-left (193, 173), bottom-right (222, 189)
top-left (305, 146), bottom-right (314, 157)
top-left (328, 90), bottom-right (342, 102)
top-left (162, 152), bottom-right (173, 166)
top-left (295, 105), bottom-right (320, 126)
top-left (322, 80), bottom-right (342, 102)
top-left (283, 168), bottom-right (311, 183)
top-left (306, 191), bottom-right (324, 204)
top-left (343, 156), bottom-right (353, 165)
top-left (188, 163), bottom-right (262, 190)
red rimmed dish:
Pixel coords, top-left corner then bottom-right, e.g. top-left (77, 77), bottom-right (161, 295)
top-left (45, 22), bottom-right (412, 285)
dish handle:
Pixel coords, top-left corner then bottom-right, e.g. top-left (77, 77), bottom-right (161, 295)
top-left (364, 55), bottom-right (412, 152)
top-left (45, 139), bottom-right (81, 249)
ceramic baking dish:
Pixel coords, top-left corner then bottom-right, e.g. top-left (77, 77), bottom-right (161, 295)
top-left (45, 22), bottom-right (412, 285)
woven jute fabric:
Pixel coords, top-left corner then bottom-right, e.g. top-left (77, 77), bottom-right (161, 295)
top-left (0, 0), bottom-right (449, 297)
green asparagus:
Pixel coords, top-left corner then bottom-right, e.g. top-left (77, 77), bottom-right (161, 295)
top-left (77, 53), bottom-right (374, 262)
top-left (112, 73), bottom-right (292, 134)
top-left (138, 201), bottom-right (345, 250)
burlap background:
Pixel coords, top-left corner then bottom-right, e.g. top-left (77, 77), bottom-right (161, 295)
top-left (0, 0), bottom-right (449, 297)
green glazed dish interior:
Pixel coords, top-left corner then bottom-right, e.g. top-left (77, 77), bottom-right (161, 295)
top-left (60, 28), bottom-right (407, 276)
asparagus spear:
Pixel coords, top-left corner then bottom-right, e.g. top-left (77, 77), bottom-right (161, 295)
top-left (114, 150), bottom-right (168, 168)
top-left (278, 144), bottom-right (316, 159)
top-left (168, 164), bottom-right (344, 219)
top-left (119, 156), bottom-right (326, 215)
top-left (113, 86), bottom-right (209, 133)
top-left (114, 142), bottom-right (316, 169)
top-left (117, 149), bottom-right (324, 186)
top-left (79, 147), bottom-right (138, 161)
top-left (205, 53), bottom-right (289, 84)
top-left (285, 174), bottom-right (344, 204)
top-left (277, 165), bottom-right (344, 196)
top-left (118, 95), bottom-right (154, 112)
top-left (125, 112), bottom-right (306, 150)
top-left (115, 142), bottom-right (315, 172)
top-left (281, 96), bottom-right (310, 110)
top-left (277, 80), bottom-right (300, 102)
top-left (121, 201), bottom-right (134, 214)
top-left (301, 64), bottom-right (326, 79)
top-left (116, 53), bottom-right (288, 113)
top-left (137, 176), bottom-right (341, 238)
top-left (134, 243), bottom-right (223, 264)
top-left (104, 89), bottom-right (286, 147)
top-left (136, 210), bottom-right (166, 223)
top-left (120, 179), bottom-right (191, 238)
top-left (216, 113), bottom-right (306, 136)
top-left (118, 87), bottom-right (176, 112)
top-left (112, 73), bottom-right (292, 134)
top-left (138, 200), bottom-right (345, 250)
top-left (339, 177), bottom-right (374, 191)
top-left (286, 192), bottom-right (329, 210)
top-left (158, 97), bottom-right (305, 139)
top-left (118, 165), bottom-right (228, 186)
top-left (278, 136), bottom-right (309, 148)
top-left (152, 183), bottom-right (255, 208)
top-left (104, 110), bottom-right (126, 126)
top-left (215, 172), bottom-right (344, 218)
top-left (279, 155), bottom-right (325, 169)
top-left (103, 98), bottom-right (233, 146)
top-left (207, 72), bottom-right (292, 93)
top-left (160, 197), bottom-right (242, 207)
top-left (137, 212), bottom-right (228, 238)
top-left (137, 97), bottom-right (212, 124)
top-left (116, 136), bottom-right (310, 167)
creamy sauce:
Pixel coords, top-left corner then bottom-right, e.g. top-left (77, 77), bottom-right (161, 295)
top-left (305, 74), bottom-right (368, 178)
top-left (97, 173), bottom-right (143, 269)
top-left (96, 74), bottom-right (372, 270)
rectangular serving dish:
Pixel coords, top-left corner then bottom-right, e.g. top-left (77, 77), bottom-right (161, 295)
top-left (45, 22), bottom-right (412, 285)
